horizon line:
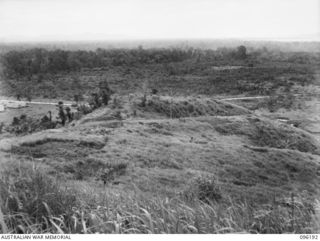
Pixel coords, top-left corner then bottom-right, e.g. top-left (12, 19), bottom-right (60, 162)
top-left (1, 37), bottom-right (320, 45)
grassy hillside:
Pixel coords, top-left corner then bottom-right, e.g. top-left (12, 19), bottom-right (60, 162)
top-left (1, 96), bottom-right (319, 233)
top-left (0, 46), bottom-right (320, 234)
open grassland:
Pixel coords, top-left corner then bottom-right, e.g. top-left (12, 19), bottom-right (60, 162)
top-left (0, 95), bottom-right (320, 233)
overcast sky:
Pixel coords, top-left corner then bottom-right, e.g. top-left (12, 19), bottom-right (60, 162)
top-left (0, 0), bottom-right (319, 42)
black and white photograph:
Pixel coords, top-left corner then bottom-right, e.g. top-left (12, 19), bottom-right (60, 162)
top-left (0, 0), bottom-right (319, 237)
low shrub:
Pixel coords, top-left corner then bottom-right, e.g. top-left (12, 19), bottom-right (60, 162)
top-left (99, 162), bottom-right (128, 184)
top-left (182, 174), bottom-right (222, 204)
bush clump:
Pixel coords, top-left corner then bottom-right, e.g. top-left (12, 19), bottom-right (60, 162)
top-left (183, 174), bottom-right (222, 204)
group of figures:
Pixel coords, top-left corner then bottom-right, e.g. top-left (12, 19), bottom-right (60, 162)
top-left (5, 102), bottom-right (76, 135)
top-left (53, 102), bottom-right (74, 126)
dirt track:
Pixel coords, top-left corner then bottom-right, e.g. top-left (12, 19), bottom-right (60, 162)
top-left (0, 99), bottom-right (73, 106)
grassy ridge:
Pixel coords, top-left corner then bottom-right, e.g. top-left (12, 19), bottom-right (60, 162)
top-left (2, 98), bottom-right (320, 233)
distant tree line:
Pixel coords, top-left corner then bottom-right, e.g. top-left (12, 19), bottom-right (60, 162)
top-left (2, 45), bottom-right (319, 81)
top-left (0, 46), bottom-right (250, 79)
top-left (2, 45), bottom-right (318, 101)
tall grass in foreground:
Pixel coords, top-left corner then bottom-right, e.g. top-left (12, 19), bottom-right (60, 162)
top-left (0, 162), bottom-right (319, 234)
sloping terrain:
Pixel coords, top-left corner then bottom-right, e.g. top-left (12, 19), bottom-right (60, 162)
top-left (1, 95), bottom-right (320, 233)
top-left (1, 45), bottom-right (320, 234)
top-left (2, 97), bottom-right (320, 200)
top-left (79, 95), bottom-right (251, 123)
